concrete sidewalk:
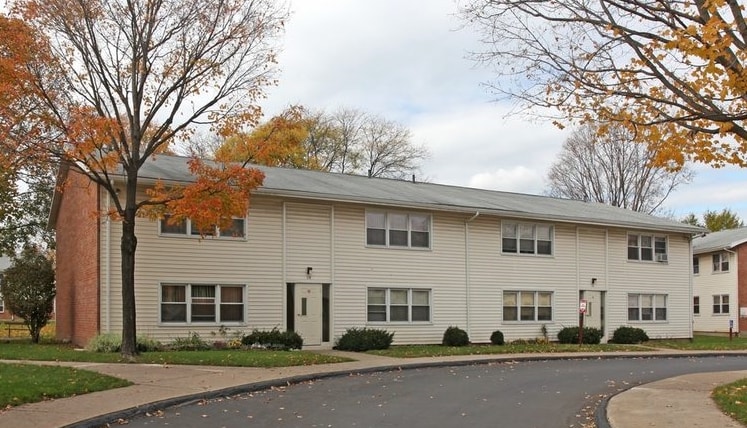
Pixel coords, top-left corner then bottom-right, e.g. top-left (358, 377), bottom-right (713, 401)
top-left (1, 350), bottom-right (746, 428)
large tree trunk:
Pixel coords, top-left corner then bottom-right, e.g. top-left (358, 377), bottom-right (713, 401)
top-left (120, 174), bottom-right (139, 358)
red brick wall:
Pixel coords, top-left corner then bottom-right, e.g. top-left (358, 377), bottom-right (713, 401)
top-left (738, 245), bottom-right (747, 332)
top-left (54, 170), bottom-right (100, 346)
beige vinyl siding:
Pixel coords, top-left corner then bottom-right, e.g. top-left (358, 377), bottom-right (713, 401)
top-left (578, 228), bottom-right (607, 289)
top-left (693, 251), bottom-right (738, 333)
top-left (468, 221), bottom-right (580, 343)
top-left (605, 229), bottom-right (692, 339)
top-left (98, 185), bottom-right (695, 345)
top-left (332, 206), bottom-right (467, 345)
top-left (285, 203), bottom-right (332, 283)
top-left (100, 194), bottom-right (286, 343)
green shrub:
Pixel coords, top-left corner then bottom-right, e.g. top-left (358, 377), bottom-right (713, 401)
top-left (86, 333), bottom-right (162, 352)
top-left (611, 326), bottom-right (649, 344)
top-left (557, 326), bottom-right (602, 344)
top-left (490, 330), bottom-right (505, 345)
top-left (335, 327), bottom-right (394, 352)
top-left (442, 326), bottom-right (470, 347)
top-left (240, 328), bottom-right (303, 350)
top-left (170, 332), bottom-right (211, 351)
top-left (86, 333), bottom-right (122, 353)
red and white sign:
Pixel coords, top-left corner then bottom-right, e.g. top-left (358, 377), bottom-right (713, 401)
top-left (579, 299), bottom-right (587, 314)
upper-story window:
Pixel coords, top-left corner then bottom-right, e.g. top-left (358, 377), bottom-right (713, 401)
top-left (627, 233), bottom-right (667, 262)
top-left (502, 222), bottom-right (553, 255)
top-left (160, 215), bottom-right (246, 239)
top-left (693, 256), bottom-right (700, 274)
top-left (713, 252), bottom-right (729, 273)
top-left (366, 211), bottom-right (431, 249)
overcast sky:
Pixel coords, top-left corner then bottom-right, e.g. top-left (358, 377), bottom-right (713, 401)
top-left (257, 0), bottom-right (747, 222)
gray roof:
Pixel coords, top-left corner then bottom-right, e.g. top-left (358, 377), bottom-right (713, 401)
top-left (129, 155), bottom-right (701, 234)
top-left (693, 227), bottom-right (747, 254)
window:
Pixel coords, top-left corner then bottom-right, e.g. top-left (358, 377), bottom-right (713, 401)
top-left (502, 223), bottom-right (553, 255)
top-left (628, 293), bottom-right (667, 321)
top-left (627, 234), bottom-right (667, 261)
top-left (713, 253), bottom-right (729, 272)
top-left (503, 291), bottom-right (553, 321)
top-left (693, 296), bottom-right (700, 315)
top-left (367, 288), bottom-right (431, 322)
top-left (713, 294), bottom-right (730, 314)
top-left (160, 216), bottom-right (245, 239)
top-left (365, 212), bottom-right (431, 249)
top-left (693, 257), bottom-right (699, 275)
top-left (160, 284), bottom-right (245, 323)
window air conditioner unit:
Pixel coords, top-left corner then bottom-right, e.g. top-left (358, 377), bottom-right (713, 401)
top-left (656, 254), bottom-right (668, 262)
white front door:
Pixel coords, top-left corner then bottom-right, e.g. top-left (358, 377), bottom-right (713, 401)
top-left (582, 290), bottom-right (604, 331)
top-left (294, 284), bottom-right (323, 346)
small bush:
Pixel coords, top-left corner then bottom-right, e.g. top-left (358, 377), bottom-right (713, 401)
top-left (170, 332), bottom-right (211, 351)
top-left (335, 327), bottom-right (394, 352)
top-left (86, 333), bottom-right (122, 353)
top-left (557, 327), bottom-right (602, 344)
top-left (442, 326), bottom-right (470, 347)
top-left (86, 333), bottom-right (162, 352)
top-left (490, 330), bottom-right (505, 345)
top-left (611, 326), bottom-right (649, 344)
top-left (240, 328), bottom-right (303, 350)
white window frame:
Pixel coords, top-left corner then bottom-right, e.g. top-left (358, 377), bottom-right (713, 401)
top-left (627, 293), bottom-right (667, 322)
top-left (366, 287), bottom-right (431, 323)
top-left (627, 233), bottom-right (667, 262)
top-left (693, 256), bottom-right (700, 275)
top-left (713, 294), bottom-right (730, 315)
top-left (501, 222), bottom-right (554, 256)
top-left (712, 253), bottom-right (730, 273)
top-left (159, 283), bottom-right (246, 325)
top-left (159, 215), bottom-right (246, 240)
top-left (365, 211), bottom-right (432, 249)
top-left (502, 291), bottom-right (553, 322)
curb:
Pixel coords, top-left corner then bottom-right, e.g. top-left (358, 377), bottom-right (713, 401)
top-left (63, 351), bottom-right (747, 428)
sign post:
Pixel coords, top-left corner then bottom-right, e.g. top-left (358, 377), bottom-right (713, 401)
top-left (579, 300), bottom-right (587, 345)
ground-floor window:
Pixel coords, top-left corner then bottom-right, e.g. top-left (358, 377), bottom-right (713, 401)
top-left (628, 293), bottom-right (667, 321)
top-left (713, 294), bottom-right (730, 314)
top-left (367, 288), bottom-right (431, 322)
top-left (503, 291), bottom-right (553, 321)
top-left (160, 283), bottom-right (245, 324)
top-left (693, 296), bottom-right (700, 315)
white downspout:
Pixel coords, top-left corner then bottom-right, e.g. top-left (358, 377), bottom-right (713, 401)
top-left (104, 191), bottom-right (111, 332)
top-left (465, 212), bottom-right (480, 338)
top-left (282, 202), bottom-right (287, 329)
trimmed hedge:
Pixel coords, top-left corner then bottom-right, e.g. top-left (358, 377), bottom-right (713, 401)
top-left (490, 330), bottom-right (505, 345)
top-left (335, 327), bottom-right (394, 352)
top-left (442, 326), bottom-right (470, 347)
top-left (557, 326), bottom-right (602, 344)
top-left (241, 328), bottom-right (303, 350)
top-left (611, 326), bottom-right (649, 344)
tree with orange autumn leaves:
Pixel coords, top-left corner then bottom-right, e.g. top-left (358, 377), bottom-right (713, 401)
top-left (0, 15), bottom-right (58, 254)
top-left (3, 0), bottom-right (288, 358)
top-left (460, 0), bottom-right (747, 168)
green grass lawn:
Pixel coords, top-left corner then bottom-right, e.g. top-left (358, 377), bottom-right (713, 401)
top-left (0, 341), bottom-right (351, 367)
top-left (369, 342), bottom-right (650, 358)
top-left (0, 363), bottom-right (131, 408)
top-left (713, 378), bottom-right (747, 425)
top-left (647, 335), bottom-right (747, 350)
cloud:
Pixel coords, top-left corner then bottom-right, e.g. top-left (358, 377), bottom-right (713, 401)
top-left (468, 166), bottom-right (546, 194)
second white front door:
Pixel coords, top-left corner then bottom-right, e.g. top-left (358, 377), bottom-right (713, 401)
top-left (294, 284), bottom-right (323, 346)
